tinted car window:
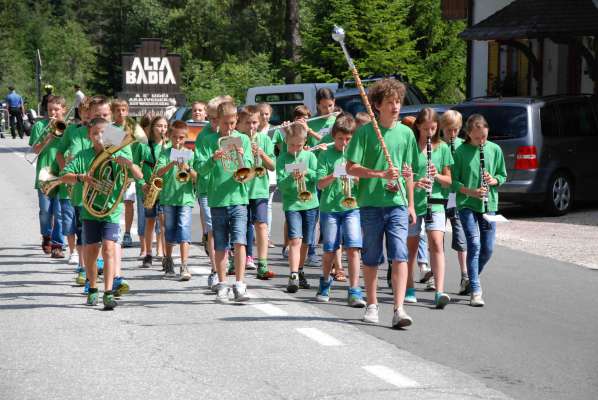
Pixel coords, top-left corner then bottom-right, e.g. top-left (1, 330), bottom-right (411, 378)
top-left (270, 103), bottom-right (303, 126)
top-left (540, 105), bottom-right (559, 137)
top-left (453, 105), bottom-right (528, 140)
top-left (336, 96), bottom-right (366, 116)
top-left (555, 100), bottom-right (598, 137)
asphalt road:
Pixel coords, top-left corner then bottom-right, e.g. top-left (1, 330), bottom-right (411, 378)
top-left (1, 138), bottom-right (596, 400)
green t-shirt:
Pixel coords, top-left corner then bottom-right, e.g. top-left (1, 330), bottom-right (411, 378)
top-left (61, 147), bottom-right (132, 223)
top-left (272, 128), bottom-right (287, 154)
top-left (412, 141), bottom-right (453, 216)
top-left (29, 120), bottom-right (63, 191)
top-left (243, 132), bottom-right (275, 200)
top-left (194, 123), bottom-right (217, 195)
top-left (441, 136), bottom-right (464, 198)
top-left (451, 141), bottom-right (507, 213)
top-left (345, 121), bottom-right (419, 208)
top-left (276, 150), bottom-right (319, 211)
top-left (62, 125), bottom-right (92, 207)
top-left (307, 115), bottom-right (336, 149)
top-left (155, 147), bottom-right (196, 207)
top-left (196, 130), bottom-right (253, 208)
top-left (316, 145), bottom-right (358, 213)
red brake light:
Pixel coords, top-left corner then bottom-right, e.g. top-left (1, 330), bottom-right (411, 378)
top-left (515, 146), bottom-right (538, 170)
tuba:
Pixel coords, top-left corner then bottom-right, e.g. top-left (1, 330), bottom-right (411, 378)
top-left (83, 118), bottom-right (147, 218)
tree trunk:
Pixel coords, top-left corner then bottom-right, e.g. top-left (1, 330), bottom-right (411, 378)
top-left (284, 0), bottom-right (301, 83)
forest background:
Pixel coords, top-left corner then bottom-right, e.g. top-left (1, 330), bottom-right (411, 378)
top-left (0, 0), bottom-right (466, 107)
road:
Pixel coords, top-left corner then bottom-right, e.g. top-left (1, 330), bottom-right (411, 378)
top-left (1, 138), bottom-right (596, 400)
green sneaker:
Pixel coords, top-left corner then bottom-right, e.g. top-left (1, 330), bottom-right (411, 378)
top-left (256, 262), bottom-right (275, 280)
top-left (103, 292), bottom-right (117, 310)
top-left (86, 291), bottom-right (98, 306)
top-left (113, 277), bottom-right (130, 298)
top-left (75, 269), bottom-right (86, 286)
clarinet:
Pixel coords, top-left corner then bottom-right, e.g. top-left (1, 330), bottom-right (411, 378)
top-left (450, 137), bottom-right (455, 155)
top-left (479, 142), bottom-right (489, 213)
top-left (424, 136), bottom-right (433, 223)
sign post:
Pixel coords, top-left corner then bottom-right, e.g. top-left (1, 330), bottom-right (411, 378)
top-left (117, 38), bottom-right (186, 117)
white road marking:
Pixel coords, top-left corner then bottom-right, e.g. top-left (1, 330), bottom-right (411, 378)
top-left (296, 327), bottom-right (344, 346)
top-left (362, 365), bottom-right (419, 388)
top-left (251, 303), bottom-right (288, 317)
top-left (189, 266), bottom-right (212, 275)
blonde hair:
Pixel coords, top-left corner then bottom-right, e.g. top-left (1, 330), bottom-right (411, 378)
top-left (207, 95), bottom-right (234, 118)
top-left (464, 114), bottom-right (489, 143)
top-left (355, 112), bottom-right (371, 128)
top-left (256, 102), bottom-right (272, 114)
top-left (284, 123), bottom-right (307, 142)
top-left (110, 98), bottom-right (128, 111)
top-left (238, 105), bottom-right (259, 123)
top-left (440, 110), bottom-right (463, 131)
top-left (217, 101), bottom-right (237, 119)
top-left (331, 113), bottom-right (356, 137)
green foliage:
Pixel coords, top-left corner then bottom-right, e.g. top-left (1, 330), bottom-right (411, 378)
top-left (1, 0), bottom-right (467, 107)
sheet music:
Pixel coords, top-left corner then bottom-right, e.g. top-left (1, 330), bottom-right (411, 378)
top-left (285, 161), bottom-right (307, 173)
top-left (218, 136), bottom-right (243, 152)
top-left (447, 193), bottom-right (457, 208)
top-left (170, 148), bottom-right (193, 162)
top-left (333, 163), bottom-right (347, 178)
top-left (101, 125), bottom-right (126, 147)
top-left (483, 213), bottom-right (509, 223)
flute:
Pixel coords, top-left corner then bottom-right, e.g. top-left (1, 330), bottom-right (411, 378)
top-left (267, 112), bottom-right (341, 134)
top-left (424, 136), bottom-right (433, 223)
top-left (479, 142), bottom-right (489, 213)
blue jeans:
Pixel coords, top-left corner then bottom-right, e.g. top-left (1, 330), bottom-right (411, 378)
top-left (37, 190), bottom-right (63, 246)
top-left (417, 229), bottom-right (428, 264)
top-left (458, 208), bottom-right (497, 294)
top-left (446, 206), bottom-right (467, 252)
top-left (361, 206), bottom-right (409, 267)
top-left (59, 199), bottom-right (76, 236)
top-left (198, 194), bottom-right (212, 233)
top-left (320, 209), bottom-right (362, 252)
top-left (163, 205), bottom-right (193, 244)
top-left (211, 205), bottom-right (248, 251)
top-left (285, 208), bottom-right (319, 245)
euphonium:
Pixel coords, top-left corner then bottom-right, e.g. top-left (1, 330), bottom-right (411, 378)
top-left (340, 176), bottom-right (357, 208)
top-left (83, 118), bottom-right (148, 218)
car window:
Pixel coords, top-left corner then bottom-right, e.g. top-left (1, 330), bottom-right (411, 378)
top-left (270, 103), bottom-right (304, 126)
top-left (181, 108), bottom-right (193, 122)
top-left (453, 105), bottom-right (529, 140)
top-left (555, 100), bottom-right (598, 137)
top-left (540, 105), bottom-right (559, 137)
top-left (336, 96), bottom-right (366, 116)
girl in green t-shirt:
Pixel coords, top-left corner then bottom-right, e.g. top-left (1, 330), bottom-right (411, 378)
top-left (452, 114), bottom-right (507, 307)
top-left (405, 108), bottom-right (453, 310)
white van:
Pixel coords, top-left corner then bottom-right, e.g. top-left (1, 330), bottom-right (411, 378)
top-left (245, 83), bottom-right (338, 125)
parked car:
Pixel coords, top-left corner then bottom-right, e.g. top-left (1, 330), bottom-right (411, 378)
top-left (452, 95), bottom-right (598, 215)
top-left (334, 82), bottom-right (427, 117)
top-left (399, 103), bottom-right (453, 120)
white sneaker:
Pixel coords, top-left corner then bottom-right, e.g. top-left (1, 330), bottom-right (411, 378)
top-left (68, 252), bottom-right (79, 265)
top-left (392, 307), bottom-right (413, 329)
top-left (418, 262), bottom-right (431, 282)
top-left (363, 304), bottom-right (379, 324)
top-left (233, 282), bottom-right (250, 302)
top-left (208, 272), bottom-right (220, 291)
top-left (245, 256), bottom-right (256, 270)
top-left (215, 283), bottom-right (229, 302)
top-left (426, 276), bottom-right (436, 291)
top-left (470, 292), bottom-right (485, 307)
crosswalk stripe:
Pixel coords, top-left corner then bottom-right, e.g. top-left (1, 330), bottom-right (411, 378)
top-left (251, 303), bottom-right (288, 317)
top-left (362, 365), bottom-right (419, 388)
top-left (296, 327), bottom-right (344, 346)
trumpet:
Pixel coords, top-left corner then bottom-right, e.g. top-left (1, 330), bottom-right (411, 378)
top-left (175, 158), bottom-right (191, 183)
top-left (218, 136), bottom-right (255, 183)
top-left (250, 133), bottom-right (267, 178)
top-left (340, 175), bottom-right (357, 208)
top-left (292, 152), bottom-right (312, 202)
top-left (26, 118), bottom-right (68, 164)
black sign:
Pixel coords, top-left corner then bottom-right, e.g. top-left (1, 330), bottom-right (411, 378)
top-left (117, 38), bottom-right (186, 117)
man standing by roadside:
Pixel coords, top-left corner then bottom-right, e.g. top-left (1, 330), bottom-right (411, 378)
top-left (5, 85), bottom-right (25, 139)
top-left (73, 85), bottom-right (85, 121)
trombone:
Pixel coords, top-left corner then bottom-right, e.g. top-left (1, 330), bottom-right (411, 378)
top-left (217, 136), bottom-right (255, 183)
top-left (26, 118), bottom-right (68, 164)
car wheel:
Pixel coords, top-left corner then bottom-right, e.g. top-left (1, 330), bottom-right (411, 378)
top-left (545, 172), bottom-right (573, 216)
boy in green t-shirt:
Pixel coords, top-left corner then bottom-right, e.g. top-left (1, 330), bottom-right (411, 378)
top-left (237, 106), bottom-right (276, 280)
top-left (61, 117), bottom-right (143, 310)
top-left (154, 121), bottom-right (197, 281)
top-left (196, 101), bottom-right (253, 303)
top-left (451, 114), bottom-right (506, 307)
top-left (112, 99), bottom-right (136, 248)
top-left (276, 123), bottom-right (319, 293)
top-left (315, 113), bottom-right (365, 307)
top-left (193, 95), bottom-right (234, 290)
top-left (345, 79), bottom-right (418, 329)
top-left (405, 108), bottom-right (453, 310)
top-left (439, 110), bottom-right (469, 295)
top-left (30, 95), bottom-right (67, 257)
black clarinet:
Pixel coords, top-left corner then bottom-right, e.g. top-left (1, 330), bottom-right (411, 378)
top-left (424, 136), bottom-right (433, 223)
top-left (450, 137), bottom-right (455, 154)
top-left (479, 142), bottom-right (489, 213)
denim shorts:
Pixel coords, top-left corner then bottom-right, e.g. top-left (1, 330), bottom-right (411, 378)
top-left (445, 206), bottom-right (467, 252)
top-left (144, 201), bottom-right (163, 218)
top-left (198, 195), bottom-right (212, 233)
top-left (211, 205), bottom-right (248, 251)
top-left (360, 206), bottom-right (409, 267)
top-left (285, 208), bottom-right (318, 244)
top-left (320, 209), bottom-right (363, 252)
top-left (82, 220), bottom-right (120, 245)
top-left (248, 198), bottom-right (268, 224)
top-left (59, 199), bottom-right (77, 236)
top-left (163, 205), bottom-right (192, 244)
top-left (408, 210), bottom-right (446, 237)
